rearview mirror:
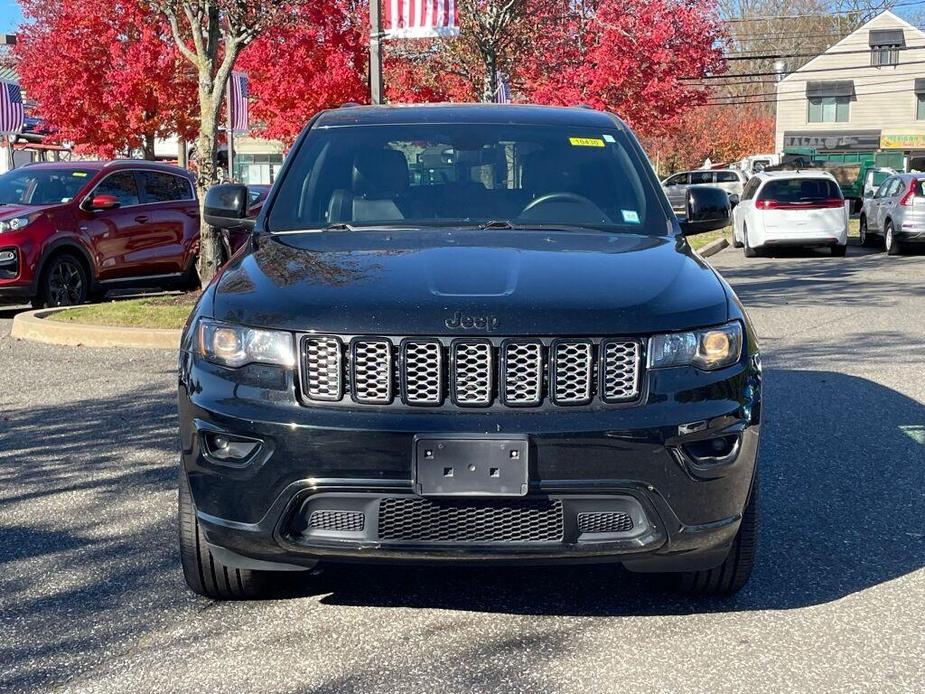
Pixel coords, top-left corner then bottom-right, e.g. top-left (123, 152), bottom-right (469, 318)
top-left (680, 187), bottom-right (731, 235)
top-left (84, 193), bottom-right (120, 211)
top-left (204, 184), bottom-right (252, 228)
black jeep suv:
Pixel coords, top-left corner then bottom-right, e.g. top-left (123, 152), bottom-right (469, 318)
top-left (179, 104), bottom-right (761, 600)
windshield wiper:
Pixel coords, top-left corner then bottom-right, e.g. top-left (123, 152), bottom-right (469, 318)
top-left (479, 220), bottom-right (515, 229)
top-left (323, 222), bottom-right (357, 231)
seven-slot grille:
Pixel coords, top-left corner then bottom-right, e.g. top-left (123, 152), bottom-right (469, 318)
top-left (299, 336), bottom-right (642, 408)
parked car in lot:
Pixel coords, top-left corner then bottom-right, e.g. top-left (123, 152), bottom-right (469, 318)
top-left (179, 103), bottom-right (762, 601)
top-left (859, 173), bottom-right (925, 255)
top-left (732, 171), bottom-right (848, 257)
top-left (662, 168), bottom-right (747, 213)
top-left (0, 161), bottom-right (199, 307)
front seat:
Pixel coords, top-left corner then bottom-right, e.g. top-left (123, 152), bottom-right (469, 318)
top-left (328, 149), bottom-right (409, 223)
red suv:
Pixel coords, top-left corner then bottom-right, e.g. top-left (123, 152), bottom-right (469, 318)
top-left (0, 160), bottom-right (200, 307)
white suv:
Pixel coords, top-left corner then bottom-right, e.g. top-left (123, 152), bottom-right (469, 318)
top-left (732, 171), bottom-right (849, 257)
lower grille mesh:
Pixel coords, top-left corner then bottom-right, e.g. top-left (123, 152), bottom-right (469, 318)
top-left (378, 497), bottom-right (564, 543)
top-left (577, 511), bottom-right (634, 534)
top-left (308, 510), bottom-right (366, 532)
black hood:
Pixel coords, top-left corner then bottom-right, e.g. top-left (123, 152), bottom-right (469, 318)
top-left (211, 229), bottom-right (728, 336)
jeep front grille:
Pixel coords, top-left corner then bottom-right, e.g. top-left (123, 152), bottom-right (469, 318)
top-left (299, 335), bottom-right (643, 408)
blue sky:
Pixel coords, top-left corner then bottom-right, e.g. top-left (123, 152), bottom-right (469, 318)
top-left (0, 0), bottom-right (22, 34)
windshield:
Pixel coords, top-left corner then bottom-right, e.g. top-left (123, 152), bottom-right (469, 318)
top-left (268, 123), bottom-right (666, 233)
top-left (0, 168), bottom-right (94, 206)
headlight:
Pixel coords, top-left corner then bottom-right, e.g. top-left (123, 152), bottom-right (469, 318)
top-left (0, 214), bottom-right (38, 233)
top-left (197, 319), bottom-right (295, 368)
top-left (648, 321), bottom-right (743, 371)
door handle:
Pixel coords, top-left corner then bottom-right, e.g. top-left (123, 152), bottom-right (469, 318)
top-left (135, 215), bottom-right (149, 224)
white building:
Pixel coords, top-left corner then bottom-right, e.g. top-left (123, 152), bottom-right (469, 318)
top-left (775, 11), bottom-right (925, 169)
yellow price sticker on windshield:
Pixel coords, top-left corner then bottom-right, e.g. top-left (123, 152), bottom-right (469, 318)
top-left (569, 137), bottom-right (605, 147)
top-left (72, 171), bottom-right (88, 177)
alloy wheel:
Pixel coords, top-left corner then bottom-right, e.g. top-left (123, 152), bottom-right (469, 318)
top-left (48, 260), bottom-right (85, 306)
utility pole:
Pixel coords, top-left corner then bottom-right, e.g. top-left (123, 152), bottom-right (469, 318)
top-left (369, 0), bottom-right (384, 104)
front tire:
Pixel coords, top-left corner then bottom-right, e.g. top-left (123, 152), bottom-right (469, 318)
top-left (675, 477), bottom-right (759, 596)
top-left (743, 224), bottom-right (759, 258)
top-left (858, 215), bottom-right (876, 247)
top-left (732, 224), bottom-right (744, 248)
top-left (35, 254), bottom-right (88, 308)
top-left (178, 470), bottom-right (275, 600)
top-left (885, 221), bottom-right (902, 256)
top-left (831, 244), bottom-right (847, 257)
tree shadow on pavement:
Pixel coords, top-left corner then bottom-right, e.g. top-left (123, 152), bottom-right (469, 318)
top-left (307, 369), bottom-right (925, 616)
top-left (0, 387), bottom-right (194, 693)
top-left (711, 252), bottom-right (925, 309)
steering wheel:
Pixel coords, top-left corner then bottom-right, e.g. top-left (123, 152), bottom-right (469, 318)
top-left (520, 192), bottom-right (597, 216)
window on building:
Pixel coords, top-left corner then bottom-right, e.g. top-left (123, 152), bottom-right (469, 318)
top-left (808, 96), bottom-right (850, 123)
top-left (869, 28), bottom-right (904, 67)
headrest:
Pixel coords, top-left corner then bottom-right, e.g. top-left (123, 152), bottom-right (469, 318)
top-left (353, 149), bottom-right (409, 197)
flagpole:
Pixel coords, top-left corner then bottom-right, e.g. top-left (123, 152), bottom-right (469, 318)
top-left (225, 77), bottom-right (234, 183)
top-left (369, 0), bottom-right (384, 104)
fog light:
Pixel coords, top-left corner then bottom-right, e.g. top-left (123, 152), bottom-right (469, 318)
top-left (203, 432), bottom-right (261, 462)
top-left (682, 435), bottom-right (739, 463)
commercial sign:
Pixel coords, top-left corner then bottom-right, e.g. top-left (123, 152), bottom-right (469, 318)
top-left (783, 130), bottom-right (881, 151)
top-left (880, 132), bottom-right (925, 149)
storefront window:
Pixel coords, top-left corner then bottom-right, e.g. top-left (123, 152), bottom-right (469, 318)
top-left (233, 153), bottom-right (284, 185)
top-left (808, 96), bottom-right (849, 123)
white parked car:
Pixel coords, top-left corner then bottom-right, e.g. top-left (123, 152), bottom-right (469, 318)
top-left (732, 171), bottom-right (849, 257)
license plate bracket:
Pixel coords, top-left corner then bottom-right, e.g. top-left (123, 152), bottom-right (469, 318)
top-left (413, 435), bottom-right (529, 497)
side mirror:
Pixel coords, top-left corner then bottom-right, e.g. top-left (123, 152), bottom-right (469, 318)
top-left (680, 186), bottom-right (731, 235)
top-left (84, 193), bottom-right (120, 211)
top-left (863, 190), bottom-right (873, 199)
top-left (203, 184), bottom-right (252, 228)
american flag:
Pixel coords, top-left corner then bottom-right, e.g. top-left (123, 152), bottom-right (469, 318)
top-left (0, 80), bottom-right (24, 135)
top-left (384, 0), bottom-right (459, 38)
top-left (494, 77), bottom-right (510, 104)
top-left (229, 72), bottom-right (249, 134)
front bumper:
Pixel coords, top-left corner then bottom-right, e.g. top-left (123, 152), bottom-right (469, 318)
top-left (179, 351), bottom-right (761, 573)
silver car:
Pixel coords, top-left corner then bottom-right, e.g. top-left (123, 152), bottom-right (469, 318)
top-left (859, 173), bottom-right (925, 255)
top-left (661, 169), bottom-right (747, 214)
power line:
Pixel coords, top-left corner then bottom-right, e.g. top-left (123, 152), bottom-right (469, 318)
top-left (684, 56), bottom-right (925, 79)
top-left (725, 41), bottom-right (925, 61)
top-left (722, 0), bottom-right (925, 23)
top-left (708, 72), bottom-right (924, 98)
top-left (702, 83), bottom-right (924, 106)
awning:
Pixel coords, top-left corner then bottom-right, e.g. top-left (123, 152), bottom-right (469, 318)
top-left (869, 28), bottom-right (905, 46)
top-left (806, 80), bottom-right (855, 98)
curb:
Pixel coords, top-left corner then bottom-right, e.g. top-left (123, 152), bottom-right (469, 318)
top-left (10, 307), bottom-right (181, 350)
top-left (698, 237), bottom-right (729, 258)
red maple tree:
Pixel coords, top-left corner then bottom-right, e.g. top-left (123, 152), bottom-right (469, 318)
top-left (15, 0), bottom-right (198, 158)
top-left (237, 0), bottom-right (369, 144)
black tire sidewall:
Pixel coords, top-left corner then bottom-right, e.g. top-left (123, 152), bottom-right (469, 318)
top-left (41, 254), bottom-right (88, 308)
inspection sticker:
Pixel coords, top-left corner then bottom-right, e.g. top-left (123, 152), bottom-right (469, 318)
top-left (622, 210), bottom-right (640, 224)
top-left (569, 137), bottom-right (605, 147)
top-left (602, 134), bottom-right (616, 143)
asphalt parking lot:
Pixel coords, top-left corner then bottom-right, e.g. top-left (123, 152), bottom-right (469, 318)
top-left (1, 242), bottom-right (923, 693)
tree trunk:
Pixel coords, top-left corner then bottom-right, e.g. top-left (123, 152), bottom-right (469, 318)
top-left (196, 88), bottom-right (224, 287)
top-left (142, 132), bottom-right (156, 160)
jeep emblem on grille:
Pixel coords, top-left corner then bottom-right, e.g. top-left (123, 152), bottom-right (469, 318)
top-left (445, 311), bottom-right (500, 332)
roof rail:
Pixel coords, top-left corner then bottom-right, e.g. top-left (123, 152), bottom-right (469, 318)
top-left (340, 102), bottom-right (362, 108)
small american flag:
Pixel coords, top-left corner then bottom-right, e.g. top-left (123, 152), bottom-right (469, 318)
top-left (0, 80), bottom-right (24, 135)
top-left (229, 72), bottom-right (249, 134)
top-left (494, 77), bottom-right (510, 104)
top-left (385, 0), bottom-right (459, 38)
